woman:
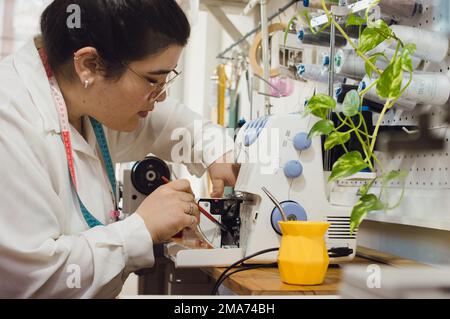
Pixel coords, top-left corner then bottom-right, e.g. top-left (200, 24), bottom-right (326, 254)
top-left (0, 0), bottom-right (238, 298)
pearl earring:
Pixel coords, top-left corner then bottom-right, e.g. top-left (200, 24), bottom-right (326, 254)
top-left (84, 80), bottom-right (90, 89)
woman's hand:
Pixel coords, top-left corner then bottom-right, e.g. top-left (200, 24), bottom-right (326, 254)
top-left (208, 151), bottom-right (241, 198)
top-left (136, 179), bottom-right (200, 244)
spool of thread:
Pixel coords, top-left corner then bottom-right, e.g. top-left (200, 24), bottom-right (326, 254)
top-left (359, 78), bottom-right (417, 110)
top-left (360, 73), bottom-right (450, 107)
top-left (333, 50), bottom-right (387, 80)
top-left (344, 25), bottom-right (367, 39)
top-left (297, 63), bottom-right (328, 83)
top-left (297, 28), bottom-right (347, 48)
top-left (388, 25), bottom-right (449, 63)
top-left (297, 63), bottom-right (345, 84)
top-left (379, 0), bottom-right (423, 19)
top-left (320, 24), bottom-right (366, 39)
top-left (375, 46), bottom-right (422, 70)
top-left (333, 48), bottom-right (422, 80)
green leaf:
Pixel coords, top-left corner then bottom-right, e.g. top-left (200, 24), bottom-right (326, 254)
top-left (350, 194), bottom-right (385, 234)
top-left (324, 132), bottom-right (351, 151)
top-left (365, 52), bottom-right (386, 78)
top-left (308, 120), bottom-right (335, 139)
top-left (358, 20), bottom-right (393, 53)
top-left (328, 151), bottom-right (370, 182)
top-left (306, 94), bottom-right (336, 120)
top-left (401, 44), bottom-right (417, 73)
top-left (376, 56), bottom-right (403, 99)
top-left (346, 13), bottom-right (366, 27)
top-left (343, 90), bottom-right (361, 117)
top-left (379, 170), bottom-right (409, 210)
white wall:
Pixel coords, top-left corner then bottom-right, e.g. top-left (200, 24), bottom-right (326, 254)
top-left (0, 0), bottom-right (51, 60)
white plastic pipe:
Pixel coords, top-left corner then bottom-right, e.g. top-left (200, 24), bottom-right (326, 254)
top-left (389, 25), bottom-right (449, 63)
top-left (361, 73), bottom-right (450, 107)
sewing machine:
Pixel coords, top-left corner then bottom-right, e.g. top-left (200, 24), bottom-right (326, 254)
top-left (165, 114), bottom-right (358, 268)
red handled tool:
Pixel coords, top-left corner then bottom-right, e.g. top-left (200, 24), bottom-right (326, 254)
top-left (161, 176), bottom-right (229, 232)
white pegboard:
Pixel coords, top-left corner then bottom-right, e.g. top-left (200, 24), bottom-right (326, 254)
top-left (333, 0), bottom-right (450, 231)
top-left (374, 0), bottom-right (450, 190)
top-left (379, 0), bottom-right (449, 128)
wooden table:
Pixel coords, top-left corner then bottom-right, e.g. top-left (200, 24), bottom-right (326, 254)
top-left (165, 232), bottom-right (424, 296)
top-left (200, 247), bottom-right (424, 296)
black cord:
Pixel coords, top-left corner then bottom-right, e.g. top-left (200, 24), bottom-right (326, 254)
top-left (211, 248), bottom-right (279, 295)
top-left (212, 263), bottom-right (278, 295)
top-left (214, 248), bottom-right (279, 290)
top-left (211, 247), bottom-right (353, 294)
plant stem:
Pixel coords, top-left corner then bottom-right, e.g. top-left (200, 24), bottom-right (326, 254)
top-left (337, 120), bottom-right (352, 130)
top-left (359, 79), bottom-right (378, 98)
top-left (358, 129), bottom-right (373, 138)
top-left (372, 153), bottom-right (384, 172)
top-left (359, 112), bottom-right (371, 145)
top-left (350, 117), bottom-right (374, 171)
top-left (335, 111), bottom-right (373, 170)
top-left (333, 21), bottom-right (382, 76)
top-left (370, 99), bottom-right (394, 154)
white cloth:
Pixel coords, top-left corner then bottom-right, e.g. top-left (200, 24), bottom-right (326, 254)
top-left (0, 39), bottom-right (234, 298)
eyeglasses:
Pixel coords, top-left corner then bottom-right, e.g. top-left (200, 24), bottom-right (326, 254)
top-left (125, 65), bottom-right (181, 101)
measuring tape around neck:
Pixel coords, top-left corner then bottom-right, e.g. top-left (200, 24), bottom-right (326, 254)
top-left (38, 48), bottom-right (120, 228)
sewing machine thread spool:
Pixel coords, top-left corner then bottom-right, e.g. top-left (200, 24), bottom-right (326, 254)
top-left (297, 63), bottom-right (346, 84)
top-left (379, 0), bottom-right (423, 19)
top-left (334, 49), bottom-right (387, 80)
top-left (361, 73), bottom-right (450, 107)
top-left (388, 25), bottom-right (449, 63)
top-left (297, 28), bottom-right (347, 48)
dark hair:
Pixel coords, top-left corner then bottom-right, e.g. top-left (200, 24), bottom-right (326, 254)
top-left (40, 0), bottom-right (190, 79)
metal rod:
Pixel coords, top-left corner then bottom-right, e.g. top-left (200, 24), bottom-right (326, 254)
top-left (217, 0), bottom-right (301, 59)
top-left (260, 0), bottom-right (271, 114)
top-left (325, 11), bottom-right (336, 171)
top-left (254, 73), bottom-right (283, 97)
top-left (328, 25), bottom-right (336, 98)
top-left (262, 187), bottom-right (288, 221)
top-left (325, 0), bottom-right (348, 171)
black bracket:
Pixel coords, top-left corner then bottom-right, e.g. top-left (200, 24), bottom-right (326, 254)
top-left (386, 113), bottom-right (445, 152)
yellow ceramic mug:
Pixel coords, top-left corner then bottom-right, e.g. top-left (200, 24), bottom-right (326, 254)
top-left (278, 221), bottom-right (330, 285)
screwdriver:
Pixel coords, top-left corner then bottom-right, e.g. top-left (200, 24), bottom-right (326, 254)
top-left (161, 176), bottom-right (229, 233)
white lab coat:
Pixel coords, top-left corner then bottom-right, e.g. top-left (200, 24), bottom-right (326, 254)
top-left (0, 39), bottom-right (233, 298)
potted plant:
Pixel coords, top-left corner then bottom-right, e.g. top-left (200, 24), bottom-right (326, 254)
top-left (286, 0), bottom-right (415, 233)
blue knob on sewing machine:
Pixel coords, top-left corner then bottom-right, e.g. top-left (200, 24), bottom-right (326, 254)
top-left (284, 160), bottom-right (303, 178)
top-left (293, 132), bottom-right (312, 151)
top-left (271, 201), bottom-right (308, 235)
